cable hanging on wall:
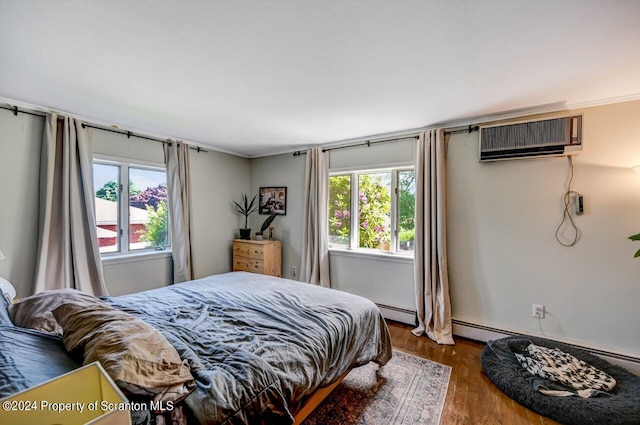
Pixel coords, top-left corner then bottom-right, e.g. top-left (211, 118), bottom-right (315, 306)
top-left (555, 155), bottom-right (582, 247)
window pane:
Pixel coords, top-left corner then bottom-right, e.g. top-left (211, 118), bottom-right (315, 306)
top-left (94, 163), bottom-right (120, 253)
top-left (129, 168), bottom-right (169, 250)
top-left (358, 173), bottom-right (391, 249)
top-left (329, 175), bottom-right (351, 247)
top-left (398, 170), bottom-right (416, 252)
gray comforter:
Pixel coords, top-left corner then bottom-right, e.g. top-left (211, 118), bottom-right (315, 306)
top-left (105, 271), bottom-right (392, 425)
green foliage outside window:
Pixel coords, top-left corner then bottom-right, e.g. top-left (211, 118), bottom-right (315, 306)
top-left (139, 201), bottom-right (169, 247)
top-left (329, 171), bottom-right (415, 251)
top-left (329, 175), bottom-right (351, 245)
top-left (357, 174), bottom-right (391, 248)
top-left (398, 171), bottom-right (415, 249)
top-left (95, 179), bottom-right (141, 202)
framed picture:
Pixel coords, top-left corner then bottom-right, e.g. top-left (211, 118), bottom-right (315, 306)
top-left (259, 187), bottom-right (287, 215)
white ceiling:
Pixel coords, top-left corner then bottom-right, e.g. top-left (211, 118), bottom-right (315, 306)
top-left (1, 1), bottom-right (639, 157)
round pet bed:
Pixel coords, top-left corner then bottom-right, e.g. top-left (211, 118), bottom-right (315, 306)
top-left (481, 336), bottom-right (640, 425)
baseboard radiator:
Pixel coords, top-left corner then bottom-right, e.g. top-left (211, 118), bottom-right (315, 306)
top-left (453, 319), bottom-right (640, 376)
top-left (375, 303), bottom-right (417, 326)
top-left (375, 306), bottom-right (640, 375)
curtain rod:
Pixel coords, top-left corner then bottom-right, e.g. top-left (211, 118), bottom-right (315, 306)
top-left (444, 124), bottom-right (480, 135)
top-left (292, 134), bottom-right (421, 157)
top-left (81, 123), bottom-right (174, 146)
top-left (291, 126), bottom-right (480, 156)
top-left (1, 104), bottom-right (47, 119)
top-left (322, 135), bottom-right (419, 154)
top-left (81, 124), bottom-right (209, 153)
top-left (292, 135), bottom-right (419, 157)
top-left (83, 124), bottom-right (210, 152)
top-left (1, 106), bottom-right (208, 153)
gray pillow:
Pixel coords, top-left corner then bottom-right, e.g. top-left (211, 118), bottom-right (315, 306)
top-left (8, 288), bottom-right (103, 335)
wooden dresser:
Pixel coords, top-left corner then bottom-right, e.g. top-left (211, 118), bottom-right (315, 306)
top-left (232, 239), bottom-right (282, 277)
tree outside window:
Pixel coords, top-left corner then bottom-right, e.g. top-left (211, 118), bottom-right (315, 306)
top-left (128, 167), bottom-right (169, 250)
top-left (398, 170), bottom-right (415, 252)
top-left (328, 168), bottom-right (414, 254)
top-left (358, 173), bottom-right (391, 249)
top-left (329, 175), bottom-right (351, 246)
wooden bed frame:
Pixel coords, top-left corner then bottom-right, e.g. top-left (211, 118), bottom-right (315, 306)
top-left (292, 371), bottom-right (349, 424)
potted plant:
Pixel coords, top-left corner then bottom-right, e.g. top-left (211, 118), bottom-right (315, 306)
top-left (399, 229), bottom-right (415, 251)
top-left (255, 214), bottom-right (277, 240)
top-left (233, 193), bottom-right (257, 240)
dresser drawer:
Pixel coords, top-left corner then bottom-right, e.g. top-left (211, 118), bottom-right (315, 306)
top-left (233, 243), bottom-right (264, 260)
top-left (233, 258), bottom-right (264, 273)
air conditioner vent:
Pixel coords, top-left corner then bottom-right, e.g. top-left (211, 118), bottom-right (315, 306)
top-left (479, 115), bottom-right (582, 162)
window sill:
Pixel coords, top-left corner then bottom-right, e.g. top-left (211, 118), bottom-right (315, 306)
top-left (101, 250), bottom-right (172, 266)
top-left (329, 248), bottom-right (414, 264)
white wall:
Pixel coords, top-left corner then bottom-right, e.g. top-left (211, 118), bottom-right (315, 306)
top-left (329, 252), bottom-right (414, 311)
top-left (0, 110), bottom-right (43, 298)
top-left (102, 255), bottom-right (173, 296)
top-left (249, 153), bottom-right (305, 279)
top-left (447, 100), bottom-right (640, 357)
top-left (191, 148), bottom-right (250, 278)
top-left (329, 137), bottom-right (415, 170)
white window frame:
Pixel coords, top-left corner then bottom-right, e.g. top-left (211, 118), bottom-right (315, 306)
top-left (93, 154), bottom-right (171, 259)
top-left (329, 164), bottom-right (415, 258)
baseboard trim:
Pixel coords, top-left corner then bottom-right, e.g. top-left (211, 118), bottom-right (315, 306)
top-left (453, 319), bottom-right (640, 376)
top-left (376, 303), bottom-right (416, 326)
top-left (373, 310), bottom-right (640, 376)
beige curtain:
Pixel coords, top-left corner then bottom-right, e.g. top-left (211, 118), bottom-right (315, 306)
top-left (412, 129), bottom-right (454, 345)
top-left (33, 114), bottom-right (107, 296)
top-left (164, 142), bottom-right (194, 283)
top-left (300, 148), bottom-right (331, 287)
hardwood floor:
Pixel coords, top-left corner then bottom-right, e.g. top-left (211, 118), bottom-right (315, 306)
top-left (386, 321), bottom-right (560, 425)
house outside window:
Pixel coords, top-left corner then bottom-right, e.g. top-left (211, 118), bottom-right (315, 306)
top-left (93, 157), bottom-right (170, 255)
top-left (329, 167), bottom-right (415, 255)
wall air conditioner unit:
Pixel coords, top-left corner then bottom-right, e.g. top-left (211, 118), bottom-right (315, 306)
top-left (479, 115), bottom-right (582, 162)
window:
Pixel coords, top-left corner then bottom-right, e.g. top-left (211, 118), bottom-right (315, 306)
top-left (328, 175), bottom-right (351, 246)
top-left (329, 167), bottom-right (415, 254)
top-left (93, 158), bottom-right (170, 255)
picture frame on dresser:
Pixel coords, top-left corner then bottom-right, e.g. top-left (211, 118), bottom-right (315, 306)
top-left (259, 187), bottom-right (287, 215)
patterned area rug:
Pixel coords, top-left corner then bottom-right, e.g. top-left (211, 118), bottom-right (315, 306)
top-left (303, 350), bottom-right (452, 425)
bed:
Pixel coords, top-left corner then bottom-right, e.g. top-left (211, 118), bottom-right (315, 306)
top-left (0, 271), bottom-right (392, 424)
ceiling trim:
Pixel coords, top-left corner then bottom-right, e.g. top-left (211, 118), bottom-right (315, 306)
top-left (4, 92), bottom-right (640, 161)
top-left (565, 93), bottom-right (640, 110)
top-left (0, 96), bottom-right (249, 158)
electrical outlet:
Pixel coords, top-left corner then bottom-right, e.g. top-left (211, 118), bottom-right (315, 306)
top-left (532, 304), bottom-right (545, 319)
top-left (291, 266), bottom-right (297, 278)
